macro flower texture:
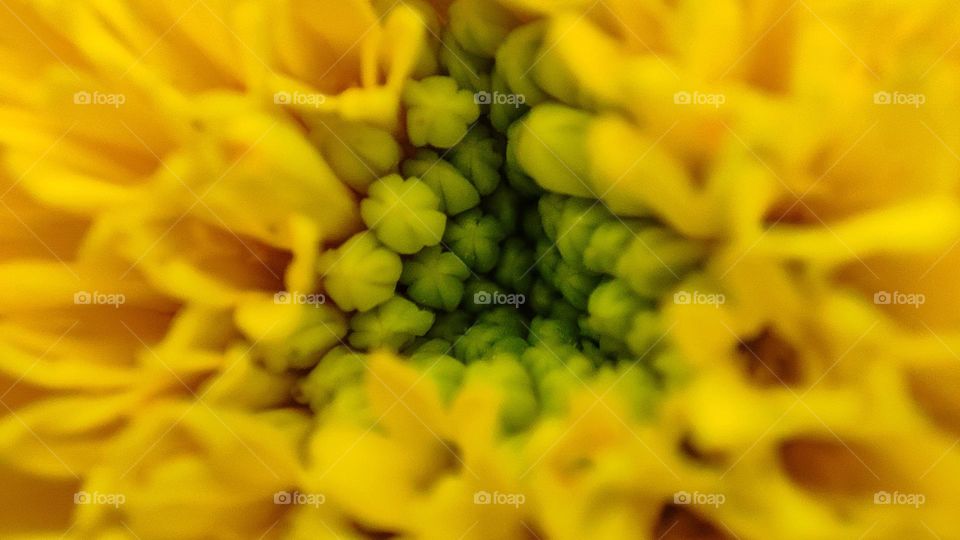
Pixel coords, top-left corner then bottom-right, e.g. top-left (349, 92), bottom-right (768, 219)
top-left (3, 0), bottom-right (960, 538)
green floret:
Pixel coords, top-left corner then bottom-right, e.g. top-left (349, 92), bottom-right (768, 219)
top-left (443, 208), bottom-right (506, 272)
top-left (613, 228), bottom-right (705, 298)
top-left (455, 323), bottom-right (512, 362)
top-left (348, 297), bottom-right (435, 351)
top-left (512, 104), bottom-right (594, 197)
top-left (488, 69), bottom-right (527, 133)
top-left (551, 258), bottom-right (601, 310)
top-left (361, 174), bottom-right (447, 254)
top-left (407, 337), bottom-right (453, 359)
top-left (504, 120), bottom-right (542, 195)
top-left (583, 220), bottom-right (636, 275)
top-left (494, 237), bottom-right (534, 293)
top-left (528, 316), bottom-right (578, 349)
top-left (403, 76), bottom-right (480, 148)
top-left (582, 279), bottom-right (646, 354)
top-left (453, 310), bottom-right (528, 363)
top-left (427, 310), bottom-right (473, 341)
top-left (447, 0), bottom-right (517, 58)
top-left (257, 305), bottom-right (349, 372)
top-left (529, 278), bottom-right (559, 316)
top-left (440, 31), bottom-right (491, 93)
top-left (410, 351), bottom-right (466, 405)
top-left (482, 185), bottom-right (522, 235)
top-left (537, 193), bottom-right (566, 241)
top-left (548, 296), bottom-right (581, 324)
top-left (590, 361), bottom-right (662, 419)
top-left (555, 197), bottom-right (612, 268)
top-left (465, 355), bottom-right (538, 432)
top-left (534, 239), bottom-right (561, 283)
top-left (313, 120), bottom-right (401, 193)
top-left (401, 150), bottom-right (480, 216)
top-left (317, 232), bottom-right (402, 312)
top-left (494, 22), bottom-right (548, 107)
top-left (448, 124), bottom-right (503, 195)
top-left (296, 346), bottom-right (366, 412)
top-left (400, 245), bottom-right (471, 311)
top-left (537, 355), bottom-right (595, 415)
top-left (476, 306), bottom-right (528, 336)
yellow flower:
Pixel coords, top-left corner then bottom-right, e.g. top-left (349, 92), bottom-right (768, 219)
top-left (4, 0), bottom-right (960, 539)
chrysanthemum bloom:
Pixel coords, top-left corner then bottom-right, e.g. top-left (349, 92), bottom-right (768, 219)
top-left (3, 1), bottom-right (960, 539)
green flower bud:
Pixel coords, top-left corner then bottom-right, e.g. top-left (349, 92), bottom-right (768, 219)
top-left (440, 31), bottom-right (491, 93)
top-left (448, 124), bottom-right (503, 195)
top-left (494, 22), bottom-right (548, 106)
top-left (483, 185), bottom-right (522, 235)
top-left (476, 305), bottom-right (528, 336)
top-left (410, 351), bottom-right (466, 405)
top-left (537, 193), bottom-right (566, 241)
top-left (551, 258), bottom-right (600, 310)
top-left (489, 68), bottom-right (527, 133)
top-left (494, 237), bottom-right (534, 294)
top-left (313, 120), bottom-right (401, 193)
top-left (361, 174), bottom-right (447, 255)
top-left (444, 208), bottom-right (506, 272)
top-left (530, 279), bottom-right (559, 316)
top-left (537, 355), bottom-right (593, 416)
top-left (513, 104), bottom-right (594, 197)
top-left (504, 120), bottom-right (542, 195)
top-left (454, 322), bottom-right (523, 363)
top-left (448, 0), bottom-right (517, 57)
top-left (466, 354), bottom-right (538, 432)
top-left (403, 76), bottom-right (480, 148)
top-left (297, 346), bottom-right (366, 412)
top-left (582, 279), bottom-right (647, 355)
top-left (528, 316), bottom-right (578, 349)
top-left (317, 232), bottom-right (402, 312)
top-left (583, 220), bottom-right (637, 274)
top-left (428, 310), bottom-right (474, 341)
top-left (348, 296), bottom-right (435, 351)
top-left (408, 338), bottom-right (454, 360)
top-left (400, 245), bottom-right (471, 311)
top-left (555, 197), bottom-right (612, 268)
top-left (613, 228), bottom-right (705, 298)
top-left (236, 299), bottom-right (348, 373)
top-left (534, 239), bottom-right (561, 283)
top-left (402, 150), bottom-right (480, 216)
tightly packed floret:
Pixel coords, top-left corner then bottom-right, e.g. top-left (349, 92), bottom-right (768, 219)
top-left (301, 69), bottom-right (706, 432)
